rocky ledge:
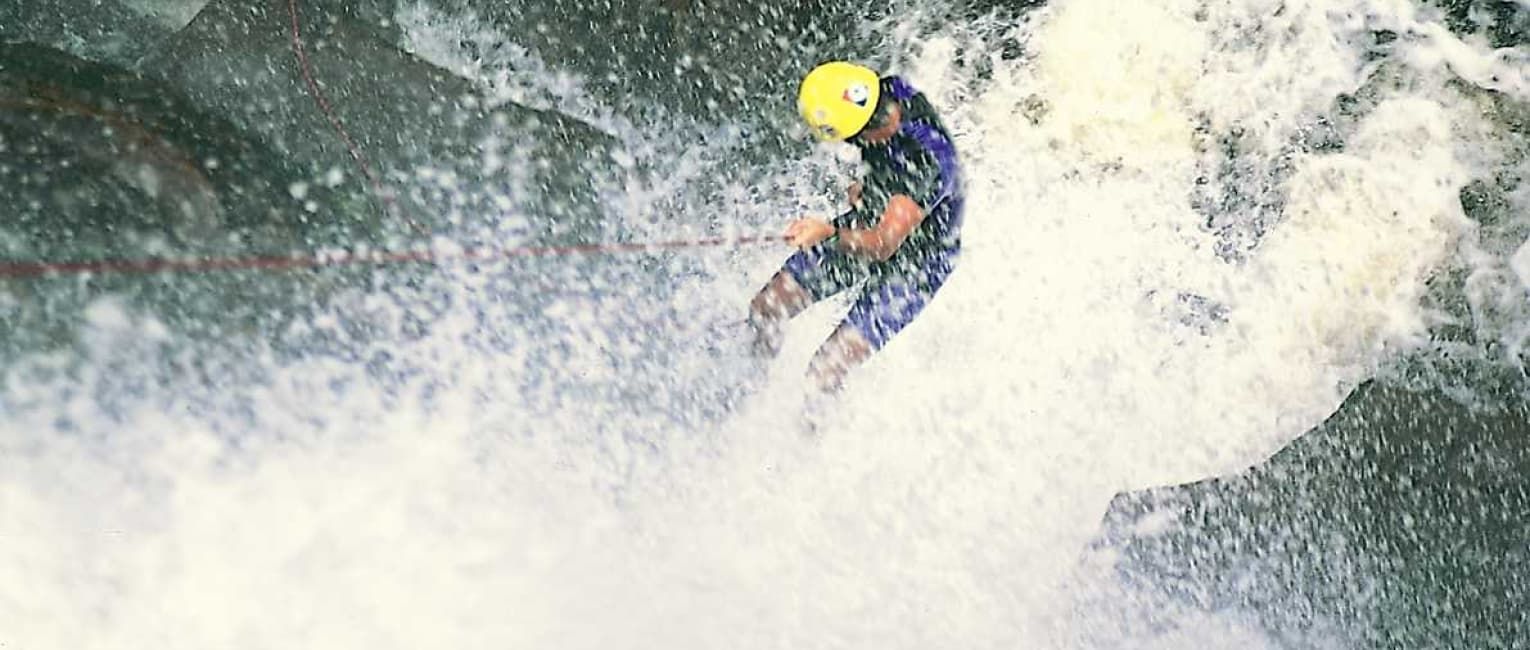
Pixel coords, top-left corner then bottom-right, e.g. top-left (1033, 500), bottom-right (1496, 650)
top-left (1089, 378), bottom-right (1529, 647)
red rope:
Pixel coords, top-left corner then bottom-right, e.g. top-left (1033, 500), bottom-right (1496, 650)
top-left (0, 3), bottom-right (791, 282)
top-left (285, 0), bottom-right (422, 233)
top-left (0, 235), bottom-right (787, 280)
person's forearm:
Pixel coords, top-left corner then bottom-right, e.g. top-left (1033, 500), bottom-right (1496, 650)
top-left (827, 195), bottom-right (922, 261)
top-left (828, 225), bottom-right (893, 261)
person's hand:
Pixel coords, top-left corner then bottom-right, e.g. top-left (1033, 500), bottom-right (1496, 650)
top-left (784, 217), bottom-right (835, 250)
top-left (847, 181), bottom-right (863, 208)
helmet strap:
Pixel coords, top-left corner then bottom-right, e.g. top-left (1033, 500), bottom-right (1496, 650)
top-left (849, 95), bottom-right (898, 144)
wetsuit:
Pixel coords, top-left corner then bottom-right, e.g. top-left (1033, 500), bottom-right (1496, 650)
top-left (782, 75), bottom-right (964, 350)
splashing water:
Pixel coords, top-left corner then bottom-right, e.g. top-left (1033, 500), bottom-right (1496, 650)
top-left (3, 0), bottom-right (1527, 648)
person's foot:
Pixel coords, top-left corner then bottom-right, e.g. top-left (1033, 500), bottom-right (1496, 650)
top-left (797, 388), bottom-right (836, 438)
top-left (746, 315), bottom-right (784, 361)
top-left (749, 334), bottom-right (778, 360)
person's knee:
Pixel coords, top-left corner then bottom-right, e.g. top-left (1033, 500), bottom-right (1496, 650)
top-left (748, 290), bottom-right (778, 322)
top-left (805, 354), bottom-right (843, 393)
top-left (807, 327), bottom-right (875, 392)
top-left (749, 282), bottom-right (795, 359)
top-left (808, 350), bottom-right (860, 394)
top-left (750, 273), bottom-right (809, 322)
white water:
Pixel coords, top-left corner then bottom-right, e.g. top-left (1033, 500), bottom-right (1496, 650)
top-left (4, 0), bottom-right (1526, 648)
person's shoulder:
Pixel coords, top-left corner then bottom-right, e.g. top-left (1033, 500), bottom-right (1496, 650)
top-left (880, 75), bottom-right (920, 102)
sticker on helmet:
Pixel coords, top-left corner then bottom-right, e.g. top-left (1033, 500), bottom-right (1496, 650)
top-left (842, 83), bottom-right (870, 107)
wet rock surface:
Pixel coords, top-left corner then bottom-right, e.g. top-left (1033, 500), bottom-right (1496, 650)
top-left (0, 42), bottom-right (319, 259)
top-left (1089, 378), bottom-right (1530, 648)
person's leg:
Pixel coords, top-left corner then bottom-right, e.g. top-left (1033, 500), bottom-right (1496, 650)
top-left (748, 244), bottom-right (861, 359)
top-left (803, 268), bottom-right (950, 394)
top-left (746, 270), bottom-right (814, 359)
top-left (804, 322), bottom-right (876, 394)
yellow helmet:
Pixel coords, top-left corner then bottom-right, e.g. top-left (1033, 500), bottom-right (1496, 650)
top-left (797, 61), bottom-right (881, 142)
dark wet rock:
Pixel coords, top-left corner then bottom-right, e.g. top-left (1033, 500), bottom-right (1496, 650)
top-left (1463, 175), bottom-right (1529, 256)
top-left (1193, 41), bottom-right (1525, 265)
top-left (1423, 0), bottom-right (1529, 49)
top-left (0, 42), bottom-right (363, 358)
top-left (0, 42), bottom-right (321, 258)
top-left (139, 0), bottom-right (622, 245)
top-left (1404, 81), bottom-right (1530, 385)
top-left (1087, 378), bottom-right (1530, 648)
top-left (1190, 116), bottom-right (1295, 263)
top-left (0, 1), bottom-right (689, 365)
top-left (453, 0), bottom-right (865, 129)
top-left (0, 0), bottom-right (180, 67)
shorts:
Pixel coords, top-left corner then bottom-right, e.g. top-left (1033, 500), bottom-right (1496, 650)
top-left (781, 242), bottom-right (959, 351)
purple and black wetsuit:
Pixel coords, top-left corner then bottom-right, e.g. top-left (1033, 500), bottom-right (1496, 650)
top-left (783, 75), bottom-right (965, 350)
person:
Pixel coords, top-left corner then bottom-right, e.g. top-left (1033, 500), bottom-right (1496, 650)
top-left (746, 60), bottom-right (964, 396)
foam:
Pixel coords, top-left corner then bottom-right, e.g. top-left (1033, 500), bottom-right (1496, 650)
top-left (3, 0), bottom-right (1526, 647)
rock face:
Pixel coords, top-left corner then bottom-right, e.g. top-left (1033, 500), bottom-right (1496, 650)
top-left (0, 0), bottom-right (180, 64)
top-left (136, 0), bottom-right (622, 244)
top-left (441, 0), bottom-right (1047, 127)
top-left (0, 41), bottom-right (379, 354)
top-left (1088, 379), bottom-right (1530, 648)
top-left (450, 0), bottom-right (847, 120)
top-left (0, 0), bottom-right (642, 358)
top-left (0, 42), bottom-right (316, 257)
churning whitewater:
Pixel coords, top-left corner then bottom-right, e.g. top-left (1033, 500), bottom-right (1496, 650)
top-left (2, 0), bottom-right (1526, 648)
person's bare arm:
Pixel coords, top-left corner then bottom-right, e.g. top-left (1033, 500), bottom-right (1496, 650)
top-left (784, 194), bottom-right (925, 261)
top-left (830, 194), bottom-right (924, 261)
